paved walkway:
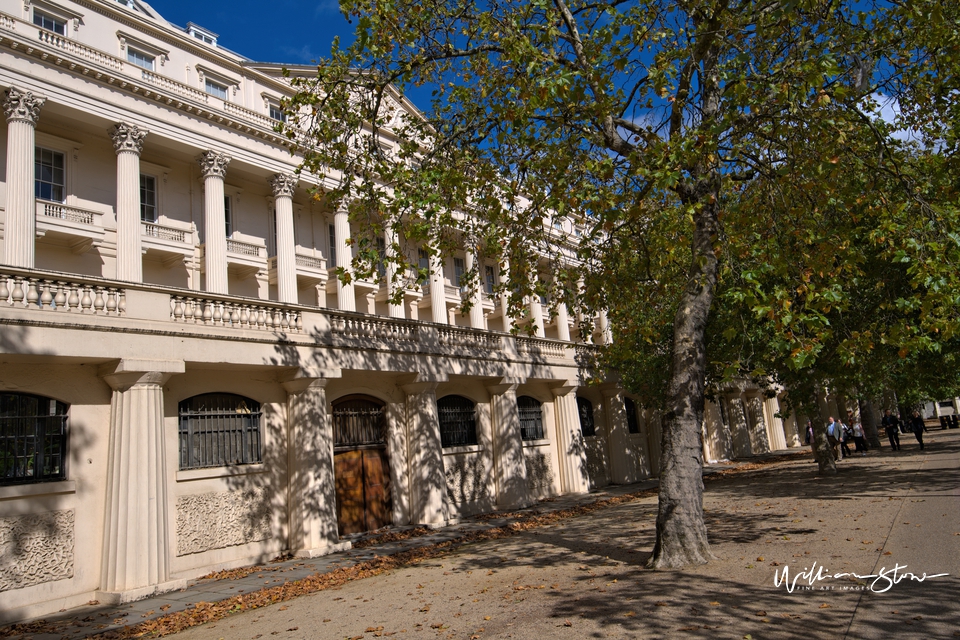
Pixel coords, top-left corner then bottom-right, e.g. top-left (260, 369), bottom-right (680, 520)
top-left (0, 431), bottom-right (960, 640)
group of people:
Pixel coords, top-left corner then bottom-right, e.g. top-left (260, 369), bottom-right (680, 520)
top-left (804, 408), bottom-right (928, 461)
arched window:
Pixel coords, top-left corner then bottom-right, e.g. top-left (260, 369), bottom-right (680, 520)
top-left (332, 396), bottom-right (385, 448)
top-left (178, 393), bottom-right (262, 470)
top-left (517, 395), bottom-right (544, 441)
top-left (625, 397), bottom-right (640, 434)
top-left (577, 397), bottom-right (596, 437)
top-left (0, 392), bottom-right (68, 485)
top-left (437, 395), bottom-right (478, 447)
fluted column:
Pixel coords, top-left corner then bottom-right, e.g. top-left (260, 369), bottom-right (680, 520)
top-left (555, 301), bottom-right (571, 341)
top-left (598, 310), bottom-right (613, 344)
top-left (427, 248), bottom-right (447, 324)
top-left (3, 88), bottom-right (45, 268)
top-left (551, 385), bottom-right (589, 494)
top-left (499, 260), bottom-right (513, 332)
top-left (99, 359), bottom-right (184, 598)
top-left (401, 381), bottom-right (448, 525)
top-left (464, 246), bottom-right (484, 329)
top-left (486, 379), bottom-right (532, 509)
top-left (198, 151), bottom-right (230, 294)
top-left (333, 204), bottom-right (355, 311)
top-left (270, 174), bottom-right (298, 303)
top-left (528, 271), bottom-right (544, 337)
top-left (283, 373), bottom-right (351, 557)
top-left (385, 224), bottom-right (403, 318)
top-left (111, 123), bottom-right (147, 282)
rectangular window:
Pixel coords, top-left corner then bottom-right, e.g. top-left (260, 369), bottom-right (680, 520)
top-left (484, 265), bottom-right (496, 294)
top-left (377, 236), bottom-right (386, 276)
top-left (223, 195), bottom-right (232, 236)
top-left (140, 174), bottom-right (157, 222)
top-left (204, 78), bottom-right (228, 100)
top-left (127, 48), bottom-right (155, 71)
top-left (454, 257), bottom-right (465, 287)
top-left (269, 104), bottom-right (285, 122)
top-left (33, 9), bottom-right (66, 35)
top-left (328, 223), bottom-right (337, 268)
top-left (179, 394), bottom-right (261, 470)
top-left (418, 248), bottom-right (430, 270)
top-left (35, 147), bottom-right (65, 202)
top-left (268, 209), bottom-right (277, 257)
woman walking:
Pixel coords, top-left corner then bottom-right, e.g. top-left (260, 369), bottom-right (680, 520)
top-left (910, 411), bottom-right (926, 450)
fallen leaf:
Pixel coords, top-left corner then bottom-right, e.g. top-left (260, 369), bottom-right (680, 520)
top-left (820, 604), bottom-right (831, 609)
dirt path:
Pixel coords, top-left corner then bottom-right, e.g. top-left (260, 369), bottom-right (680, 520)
top-left (168, 430), bottom-right (960, 640)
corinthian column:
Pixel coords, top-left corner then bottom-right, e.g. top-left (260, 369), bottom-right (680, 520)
top-left (198, 151), bottom-right (230, 294)
top-left (464, 245), bottom-right (484, 329)
top-left (333, 203), bottom-right (355, 311)
top-left (427, 248), bottom-right (447, 324)
top-left (3, 88), bottom-right (45, 268)
top-left (270, 173), bottom-right (298, 303)
top-left (385, 224), bottom-right (404, 318)
top-left (99, 359), bottom-right (184, 600)
top-left (111, 123), bottom-right (147, 282)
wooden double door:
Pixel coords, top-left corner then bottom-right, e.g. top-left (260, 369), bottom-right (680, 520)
top-left (332, 396), bottom-right (392, 535)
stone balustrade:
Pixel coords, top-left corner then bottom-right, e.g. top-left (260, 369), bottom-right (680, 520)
top-left (38, 201), bottom-right (102, 226)
top-left (226, 238), bottom-right (265, 257)
top-left (142, 220), bottom-right (187, 242)
top-left (516, 335), bottom-right (568, 358)
top-left (0, 272), bottom-right (125, 315)
top-left (329, 312), bottom-right (420, 343)
top-left (437, 325), bottom-right (502, 351)
top-left (35, 27), bottom-right (124, 71)
top-left (170, 295), bottom-right (302, 333)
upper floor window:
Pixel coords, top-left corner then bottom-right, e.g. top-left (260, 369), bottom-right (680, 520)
top-left (454, 257), bottom-right (465, 287)
top-left (577, 397), bottom-right (596, 437)
top-left (187, 22), bottom-right (218, 47)
top-left (178, 393), bottom-right (261, 470)
top-left (34, 9), bottom-right (66, 35)
top-left (1, 392), bottom-right (68, 486)
top-left (377, 236), bottom-right (387, 276)
top-left (269, 104), bottom-right (286, 122)
top-left (140, 174), bottom-right (157, 222)
top-left (204, 78), bottom-right (228, 100)
top-left (517, 395), bottom-right (544, 441)
top-left (35, 147), bottom-right (65, 202)
top-left (328, 223), bottom-right (337, 268)
top-left (127, 47), bottom-right (155, 71)
top-left (223, 195), bottom-right (233, 236)
top-left (484, 265), bottom-right (496, 294)
top-left (625, 397), bottom-right (640, 434)
top-left (418, 248), bottom-right (430, 271)
top-left (437, 395), bottom-right (478, 447)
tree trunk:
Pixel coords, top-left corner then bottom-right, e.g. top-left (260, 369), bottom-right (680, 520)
top-left (860, 397), bottom-right (882, 448)
top-left (647, 196), bottom-right (719, 569)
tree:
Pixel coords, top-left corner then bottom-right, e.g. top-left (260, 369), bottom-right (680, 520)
top-left (287, 0), bottom-right (957, 568)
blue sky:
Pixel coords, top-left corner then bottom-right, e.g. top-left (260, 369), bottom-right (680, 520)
top-left (146, 0), bottom-right (355, 64)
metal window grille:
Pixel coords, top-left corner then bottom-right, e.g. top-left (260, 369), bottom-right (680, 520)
top-left (178, 393), bottom-right (262, 470)
top-left (517, 395), bottom-right (544, 441)
top-left (437, 395), bottom-right (477, 447)
top-left (577, 397), bottom-right (596, 437)
top-left (625, 397), bottom-right (640, 434)
top-left (0, 393), bottom-right (67, 486)
top-left (332, 398), bottom-right (385, 448)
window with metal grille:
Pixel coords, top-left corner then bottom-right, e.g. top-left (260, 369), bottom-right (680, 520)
top-left (625, 397), bottom-right (640, 434)
top-left (178, 393), bottom-right (262, 470)
top-left (517, 395), bottom-right (544, 441)
top-left (437, 395), bottom-right (477, 447)
top-left (332, 397), bottom-right (385, 448)
top-left (1, 393), bottom-right (67, 486)
top-left (35, 147), bottom-right (65, 202)
top-left (577, 397), bottom-right (596, 437)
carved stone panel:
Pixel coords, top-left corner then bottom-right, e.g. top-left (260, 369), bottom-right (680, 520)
top-left (0, 509), bottom-right (75, 592)
top-left (176, 489), bottom-right (271, 556)
top-left (444, 454), bottom-right (489, 505)
top-left (524, 450), bottom-right (555, 493)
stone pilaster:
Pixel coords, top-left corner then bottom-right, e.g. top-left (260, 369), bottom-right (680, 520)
top-left (282, 371), bottom-right (351, 557)
top-left (746, 394), bottom-right (772, 454)
top-left (270, 173), bottom-right (298, 303)
top-left (550, 385), bottom-right (589, 494)
top-left (99, 359), bottom-right (185, 602)
top-left (111, 123), bottom-right (147, 282)
top-left (3, 88), bottom-right (45, 268)
top-left (333, 204), bottom-right (355, 311)
top-left (486, 379), bottom-right (532, 509)
top-left (401, 381), bottom-right (448, 525)
top-left (198, 151), bottom-right (230, 294)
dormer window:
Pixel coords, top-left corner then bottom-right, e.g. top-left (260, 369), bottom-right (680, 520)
top-left (34, 9), bottom-right (66, 35)
top-left (187, 22), bottom-right (218, 47)
top-left (116, 0), bottom-right (136, 9)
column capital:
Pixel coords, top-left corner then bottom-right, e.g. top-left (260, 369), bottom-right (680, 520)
top-left (198, 150), bottom-right (231, 179)
top-left (550, 380), bottom-right (580, 397)
top-left (486, 377), bottom-right (524, 395)
top-left (280, 367), bottom-right (342, 394)
top-left (3, 87), bottom-right (45, 125)
top-left (269, 173), bottom-right (298, 198)
top-left (110, 122), bottom-right (147, 155)
top-left (99, 359), bottom-right (185, 391)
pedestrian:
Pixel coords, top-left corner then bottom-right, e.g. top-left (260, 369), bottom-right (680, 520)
top-left (881, 409), bottom-right (901, 451)
top-left (826, 416), bottom-right (842, 461)
top-left (909, 410), bottom-right (925, 450)
top-left (838, 418), bottom-right (853, 459)
top-left (805, 419), bottom-right (816, 462)
top-left (848, 411), bottom-right (867, 455)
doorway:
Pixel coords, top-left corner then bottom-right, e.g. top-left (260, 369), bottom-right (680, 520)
top-left (332, 396), bottom-right (392, 535)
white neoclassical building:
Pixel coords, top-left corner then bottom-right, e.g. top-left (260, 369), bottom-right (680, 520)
top-left (0, 0), bottom-right (803, 623)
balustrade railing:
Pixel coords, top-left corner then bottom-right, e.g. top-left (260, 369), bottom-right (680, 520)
top-left (437, 325), bottom-right (502, 351)
top-left (170, 295), bottom-right (302, 333)
top-left (295, 253), bottom-right (325, 269)
top-left (516, 336), bottom-right (568, 358)
top-left (39, 201), bottom-right (97, 225)
top-left (223, 101), bottom-right (277, 130)
top-left (330, 314), bottom-right (420, 343)
top-left (140, 69), bottom-right (209, 103)
top-left (142, 221), bottom-right (187, 242)
top-left (226, 238), bottom-right (263, 257)
top-left (36, 29), bottom-right (124, 70)
top-left (0, 274), bottom-right (125, 315)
